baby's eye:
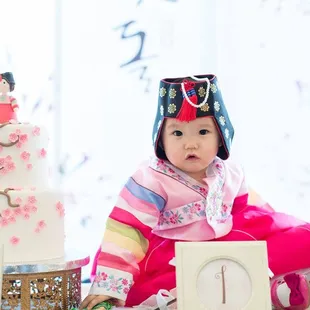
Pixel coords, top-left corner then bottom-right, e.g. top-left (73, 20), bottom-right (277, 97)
top-left (173, 130), bottom-right (183, 137)
top-left (199, 129), bottom-right (209, 135)
top-left (3, 81), bottom-right (5, 84)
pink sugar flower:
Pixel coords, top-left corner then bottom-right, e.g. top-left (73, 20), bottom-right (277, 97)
top-left (7, 161), bottom-right (15, 171)
top-left (34, 220), bottom-right (47, 233)
top-left (10, 236), bottom-right (20, 245)
top-left (38, 148), bottom-right (47, 158)
top-left (56, 202), bottom-right (65, 218)
top-left (19, 134), bottom-right (28, 144)
top-left (28, 196), bottom-right (37, 204)
top-left (2, 208), bottom-right (12, 218)
top-left (0, 156), bottom-right (16, 175)
top-left (0, 218), bottom-right (8, 227)
top-left (15, 197), bottom-right (22, 204)
top-left (9, 133), bottom-right (18, 142)
top-left (56, 202), bottom-right (63, 211)
top-left (32, 126), bottom-right (41, 136)
top-left (20, 151), bottom-right (30, 161)
top-left (23, 205), bottom-right (31, 213)
top-left (23, 213), bottom-right (30, 220)
top-left (14, 207), bottom-right (22, 216)
top-left (38, 220), bottom-right (46, 229)
top-left (8, 216), bottom-right (16, 223)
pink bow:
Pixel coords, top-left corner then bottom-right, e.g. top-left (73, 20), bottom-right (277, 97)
top-left (284, 273), bottom-right (305, 306)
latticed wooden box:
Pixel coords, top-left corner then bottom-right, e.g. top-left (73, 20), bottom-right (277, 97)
top-left (1, 268), bottom-right (81, 309)
top-left (1, 251), bottom-right (89, 310)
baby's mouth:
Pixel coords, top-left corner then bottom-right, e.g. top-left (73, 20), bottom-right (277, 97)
top-left (186, 154), bottom-right (199, 160)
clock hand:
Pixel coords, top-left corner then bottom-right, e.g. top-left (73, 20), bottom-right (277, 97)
top-left (215, 265), bottom-right (227, 304)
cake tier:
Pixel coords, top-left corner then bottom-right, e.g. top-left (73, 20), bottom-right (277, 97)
top-left (0, 188), bottom-right (64, 264)
top-left (0, 123), bottom-right (49, 189)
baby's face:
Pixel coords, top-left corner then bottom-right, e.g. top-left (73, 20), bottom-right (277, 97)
top-left (162, 117), bottom-right (221, 182)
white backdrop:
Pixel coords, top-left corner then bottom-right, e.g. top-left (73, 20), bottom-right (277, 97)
top-left (216, 0), bottom-right (310, 217)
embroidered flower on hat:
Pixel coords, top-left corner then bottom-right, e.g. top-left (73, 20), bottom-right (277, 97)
top-left (219, 116), bottom-right (226, 126)
top-left (157, 120), bottom-right (162, 130)
top-left (225, 128), bottom-right (229, 139)
top-left (169, 88), bottom-right (177, 99)
top-left (168, 103), bottom-right (176, 114)
top-left (200, 103), bottom-right (209, 112)
top-left (214, 101), bottom-right (220, 112)
top-left (198, 87), bottom-right (206, 98)
top-left (159, 87), bottom-right (166, 97)
top-left (210, 83), bottom-right (217, 93)
top-left (160, 105), bottom-right (164, 116)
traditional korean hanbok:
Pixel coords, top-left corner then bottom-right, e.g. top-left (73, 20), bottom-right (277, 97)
top-left (89, 75), bottom-right (310, 310)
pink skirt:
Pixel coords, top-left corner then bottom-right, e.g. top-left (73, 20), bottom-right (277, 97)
top-left (91, 205), bottom-right (310, 307)
top-left (0, 103), bottom-right (17, 123)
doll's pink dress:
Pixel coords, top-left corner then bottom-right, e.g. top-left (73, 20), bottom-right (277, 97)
top-left (0, 97), bottom-right (18, 123)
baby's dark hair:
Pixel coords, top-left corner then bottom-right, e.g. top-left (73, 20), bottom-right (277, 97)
top-left (0, 72), bottom-right (15, 92)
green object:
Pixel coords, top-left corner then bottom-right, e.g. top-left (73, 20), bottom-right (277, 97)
top-left (71, 301), bottom-right (113, 310)
top-left (98, 301), bottom-right (113, 310)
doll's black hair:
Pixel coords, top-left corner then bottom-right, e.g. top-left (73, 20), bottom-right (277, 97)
top-left (1, 72), bottom-right (15, 92)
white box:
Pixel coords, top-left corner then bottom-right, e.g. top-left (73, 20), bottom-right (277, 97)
top-left (176, 241), bottom-right (272, 310)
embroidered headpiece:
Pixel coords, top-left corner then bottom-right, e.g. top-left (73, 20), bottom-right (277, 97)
top-left (152, 74), bottom-right (234, 160)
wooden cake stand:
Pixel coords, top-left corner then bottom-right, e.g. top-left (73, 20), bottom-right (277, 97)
top-left (1, 249), bottom-right (90, 310)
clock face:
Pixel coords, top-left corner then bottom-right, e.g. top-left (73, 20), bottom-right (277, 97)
top-left (196, 258), bottom-right (252, 310)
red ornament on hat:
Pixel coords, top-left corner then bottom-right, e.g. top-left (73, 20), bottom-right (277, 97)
top-left (176, 80), bottom-right (197, 122)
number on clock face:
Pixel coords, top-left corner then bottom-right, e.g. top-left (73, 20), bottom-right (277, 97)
top-left (196, 258), bottom-right (252, 309)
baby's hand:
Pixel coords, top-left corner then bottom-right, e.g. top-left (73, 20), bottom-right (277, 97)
top-left (79, 294), bottom-right (110, 310)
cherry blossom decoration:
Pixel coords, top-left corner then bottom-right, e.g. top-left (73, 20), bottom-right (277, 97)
top-left (56, 201), bottom-right (65, 217)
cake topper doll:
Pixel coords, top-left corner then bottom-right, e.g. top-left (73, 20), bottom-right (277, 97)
top-left (0, 72), bottom-right (19, 124)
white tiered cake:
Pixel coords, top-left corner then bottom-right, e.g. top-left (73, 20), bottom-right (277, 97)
top-left (0, 122), bottom-right (64, 264)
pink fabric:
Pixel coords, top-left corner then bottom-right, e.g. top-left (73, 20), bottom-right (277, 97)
top-left (91, 247), bottom-right (101, 282)
top-left (102, 242), bottom-right (139, 268)
top-left (124, 205), bottom-right (310, 307)
top-left (219, 206), bottom-right (310, 275)
top-left (98, 252), bottom-right (140, 278)
top-left (120, 186), bottom-right (160, 217)
top-left (0, 103), bottom-right (17, 123)
top-left (149, 157), bottom-right (246, 238)
top-left (285, 273), bottom-right (305, 306)
top-left (271, 273), bottom-right (310, 309)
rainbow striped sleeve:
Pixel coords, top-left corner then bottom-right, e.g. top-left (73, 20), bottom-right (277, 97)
top-left (89, 174), bottom-right (166, 301)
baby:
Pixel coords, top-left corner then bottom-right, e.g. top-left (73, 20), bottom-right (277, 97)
top-left (81, 74), bottom-right (310, 310)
